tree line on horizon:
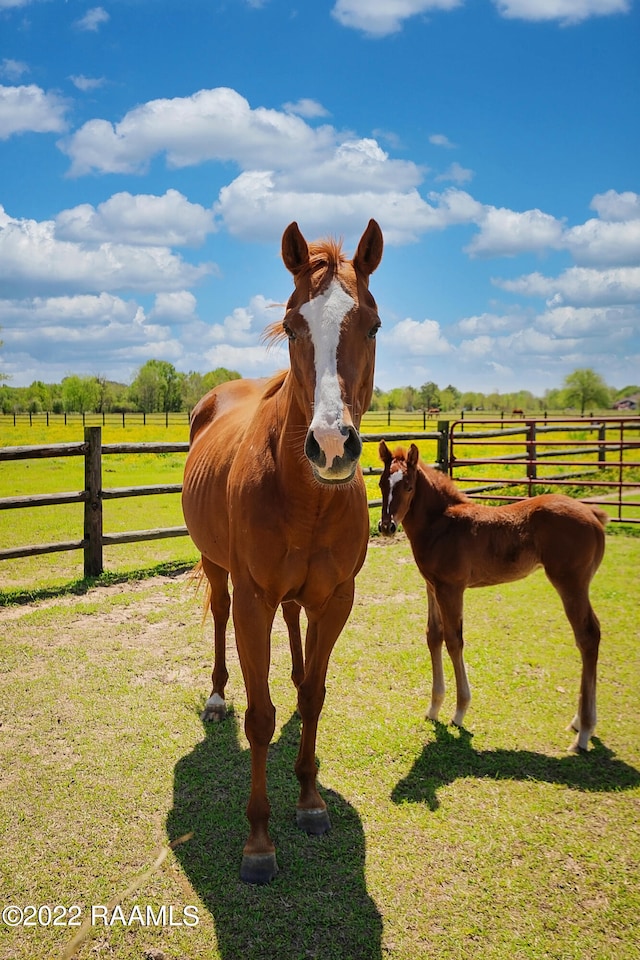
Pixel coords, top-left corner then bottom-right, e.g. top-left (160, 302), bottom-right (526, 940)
top-left (0, 358), bottom-right (638, 418)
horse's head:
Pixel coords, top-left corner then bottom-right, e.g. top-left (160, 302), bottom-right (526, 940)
top-left (378, 441), bottom-right (419, 535)
top-left (278, 219), bottom-right (383, 484)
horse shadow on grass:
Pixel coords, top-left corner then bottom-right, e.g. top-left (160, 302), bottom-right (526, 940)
top-left (392, 721), bottom-right (640, 811)
top-left (167, 708), bottom-right (382, 960)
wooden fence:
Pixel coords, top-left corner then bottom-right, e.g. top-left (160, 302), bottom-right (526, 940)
top-left (1, 419), bottom-right (638, 578)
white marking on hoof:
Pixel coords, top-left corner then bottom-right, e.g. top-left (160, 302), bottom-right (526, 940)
top-left (426, 703), bottom-right (441, 721)
top-left (569, 728), bottom-right (591, 753)
top-left (202, 693), bottom-right (227, 721)
top-left (567, 713), bottom-right (580, 733)
top-left (451, 708), bottom-right (466, 727)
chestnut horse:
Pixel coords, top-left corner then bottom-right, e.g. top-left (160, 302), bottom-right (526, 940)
top-left (378, 441), bottom-right (607, 752)
top-left (182, 220), bottom-right (383, 883)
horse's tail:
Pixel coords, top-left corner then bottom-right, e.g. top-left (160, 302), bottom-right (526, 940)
top-left (189, 558), bottom-right (212, 624)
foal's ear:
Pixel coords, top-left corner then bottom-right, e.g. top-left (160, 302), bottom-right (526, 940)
top-left (354, 219), bottom-right (383, 278)
top-left (407, 444), bottom-right (419, 469)
top-left (379, 440), bottom-right (392, 465)
top-left (281, 222), bottom-right (309, 275)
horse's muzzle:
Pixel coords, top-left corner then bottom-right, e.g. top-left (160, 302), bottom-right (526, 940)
top-left (378, 518), bottom-right (397, 537)
top-left (304, 425), bottom-right (362, 484)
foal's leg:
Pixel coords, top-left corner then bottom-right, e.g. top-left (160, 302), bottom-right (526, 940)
top-left (282, 600), bottom-right (304, 689)
top-left (200, 556), bottom-right (231, 721)
top-left (549, 575), bottom-right (601, 751)
top-left (295, 580), bottom-right (355, 835)
top-left (425, 583), bottom-right (446, 721)
top-left (435, 583), bottom-right (471, 727)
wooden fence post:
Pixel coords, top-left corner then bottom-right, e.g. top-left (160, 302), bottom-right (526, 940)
top-left (83, 426), bottom-right (103, 577)
top-left (526, 420), bottom-right (537, 494)
top-left (437, 420), bottom-right (450, 474)
top-left (598, 422), bottom-right (607, 466)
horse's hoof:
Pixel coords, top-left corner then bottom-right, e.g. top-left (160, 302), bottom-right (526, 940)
top-left (296, 807), bottom-right (331, 835)
top-left (240, 852), bottom-right (278, 885)
top-left (201, 693), bottom-right (227, 722)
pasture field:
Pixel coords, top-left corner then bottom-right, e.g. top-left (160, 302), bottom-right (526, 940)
top-left (2, 414), bottom-right (639, 593)
top-left (0, 534), bottom-right (638, 960)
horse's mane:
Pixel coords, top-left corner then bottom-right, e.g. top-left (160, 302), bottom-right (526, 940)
top-left (263, 237), bottom-right (347, 347)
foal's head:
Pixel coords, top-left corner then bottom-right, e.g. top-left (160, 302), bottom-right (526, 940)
top-left (378, 441), bottom-right (419, 535)
top-left (276, 219), bottom-right (383, 484)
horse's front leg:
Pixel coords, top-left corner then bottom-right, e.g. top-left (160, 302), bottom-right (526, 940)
top-left (200, 556), bottom-right (231, 721)
top-left (435, 583), bottom-right (471, 727)
top-left (425, 583), bottom-right (446, 720)
top-left (282, 600), bottom-right (304, 689)
top-left (294, 581), bottom-right (354, 835)
top-left (231, 586), bottom-right (278, 884)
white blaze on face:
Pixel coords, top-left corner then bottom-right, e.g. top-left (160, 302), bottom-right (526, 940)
top-left (299, 278), bottom-right (356, 465)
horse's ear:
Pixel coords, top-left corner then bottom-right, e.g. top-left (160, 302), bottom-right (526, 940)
top-left (282, 222), bottom-right (309, 275)
top-left (407, 444), bottom-right (419, 469)
top-left (354, 219), bottom-right (383, 278)
top-left (379, 440), bottom-right (392, 465)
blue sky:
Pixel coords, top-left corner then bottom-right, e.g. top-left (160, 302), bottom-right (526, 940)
top-left (0, 0), bottom-right (638, 396)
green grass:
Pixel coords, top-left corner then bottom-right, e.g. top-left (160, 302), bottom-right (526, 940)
top-left (1, 535), bottom-right (638, 959)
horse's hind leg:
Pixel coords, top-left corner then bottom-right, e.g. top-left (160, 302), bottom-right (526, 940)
top-left (425, 584), bottom-right (446, 721)
top-left (200, 556), bottom-right (231, 721)
top-left (282, 601), bottom-right (304, 689)
top-left (550, 576), bottom-right (601, 751)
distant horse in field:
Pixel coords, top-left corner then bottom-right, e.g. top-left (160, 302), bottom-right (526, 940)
top-left (378, 441), bottom-right (607, 752)
top-left (511, 408), bottom-right (525, 417)
top-left (427, 407), bottom-right (440, 417)
top-left (182, 220), bottom-right (384, 883)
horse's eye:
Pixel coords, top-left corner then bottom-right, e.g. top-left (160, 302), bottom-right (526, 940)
top-left (283, 323), bottom-right (296, 341)
top-left (368, 323), bottom-right (381, 339)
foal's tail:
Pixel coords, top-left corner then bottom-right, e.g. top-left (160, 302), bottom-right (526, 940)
top-left (589, 505), bottom-right (610, 529)
top-left (189, 558), bottom-right (212, 624)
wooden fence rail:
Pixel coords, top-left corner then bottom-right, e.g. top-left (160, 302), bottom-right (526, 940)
top-left (1, 420), bottom-right (638, 578)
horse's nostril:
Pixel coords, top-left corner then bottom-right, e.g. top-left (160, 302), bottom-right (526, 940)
top-left (344, 426), bottom-right (362, 462)
top-left (304, 431), bottom-right (324, 467)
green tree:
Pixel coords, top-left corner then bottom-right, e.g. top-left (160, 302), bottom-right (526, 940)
top-left (61, 375), bottom-right (100, 413)
top-left (419, 381), bottom-right (440, 410)
top-left (129, 360), bottom-right (184, 413)
top-left (563, 368), bottom-right (611, 415)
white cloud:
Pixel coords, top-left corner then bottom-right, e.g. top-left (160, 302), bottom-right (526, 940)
top-left (282, 98), bottom-right (330, 119)
top-left (55, 190), bottom-right (215, 247)
top-left (536, 304), bottom-right (638, 338)
top-left (429, 133), bottom-right (457, 149)
top-left (590, 190), bottom-right (640, 222)
top-left (466, 206), bottom-right (565, 258)
top-left (0, 206), bottom-right (214, 297)
top-left (149, 291), bottom-right (198, 324)
top-left (331, 0), bottom-right (463, 37)
top-left (75, 7), bottom-right (110, 32)
top-left (493, 0), bottom-right (629, 25)
top-left (495, 265), bottom-right (640, 307)
top-left (59, 87), bottom-right (337, 176)
top-left (563, 218), bottom-right (640, 267)
top-left (70, 75), bottom-right (106, 92)
top-left (435, 161), bottom-right (474, 184)
top-left (383, 317), bottom-right (453, 355)
top-left (0, 84), bottom-right (69, 138)
top-left (332, 0), bottom-right (629, 35)
top-left (1, 59), bottom-right (29, 81)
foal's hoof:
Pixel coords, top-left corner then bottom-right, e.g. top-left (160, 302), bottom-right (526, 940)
top-left (240, 852), bottom-right (279, 885)
top-left (201, 693), bottom-right (227, 722)
top-left (296, 807), bottom-right (331, 835)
